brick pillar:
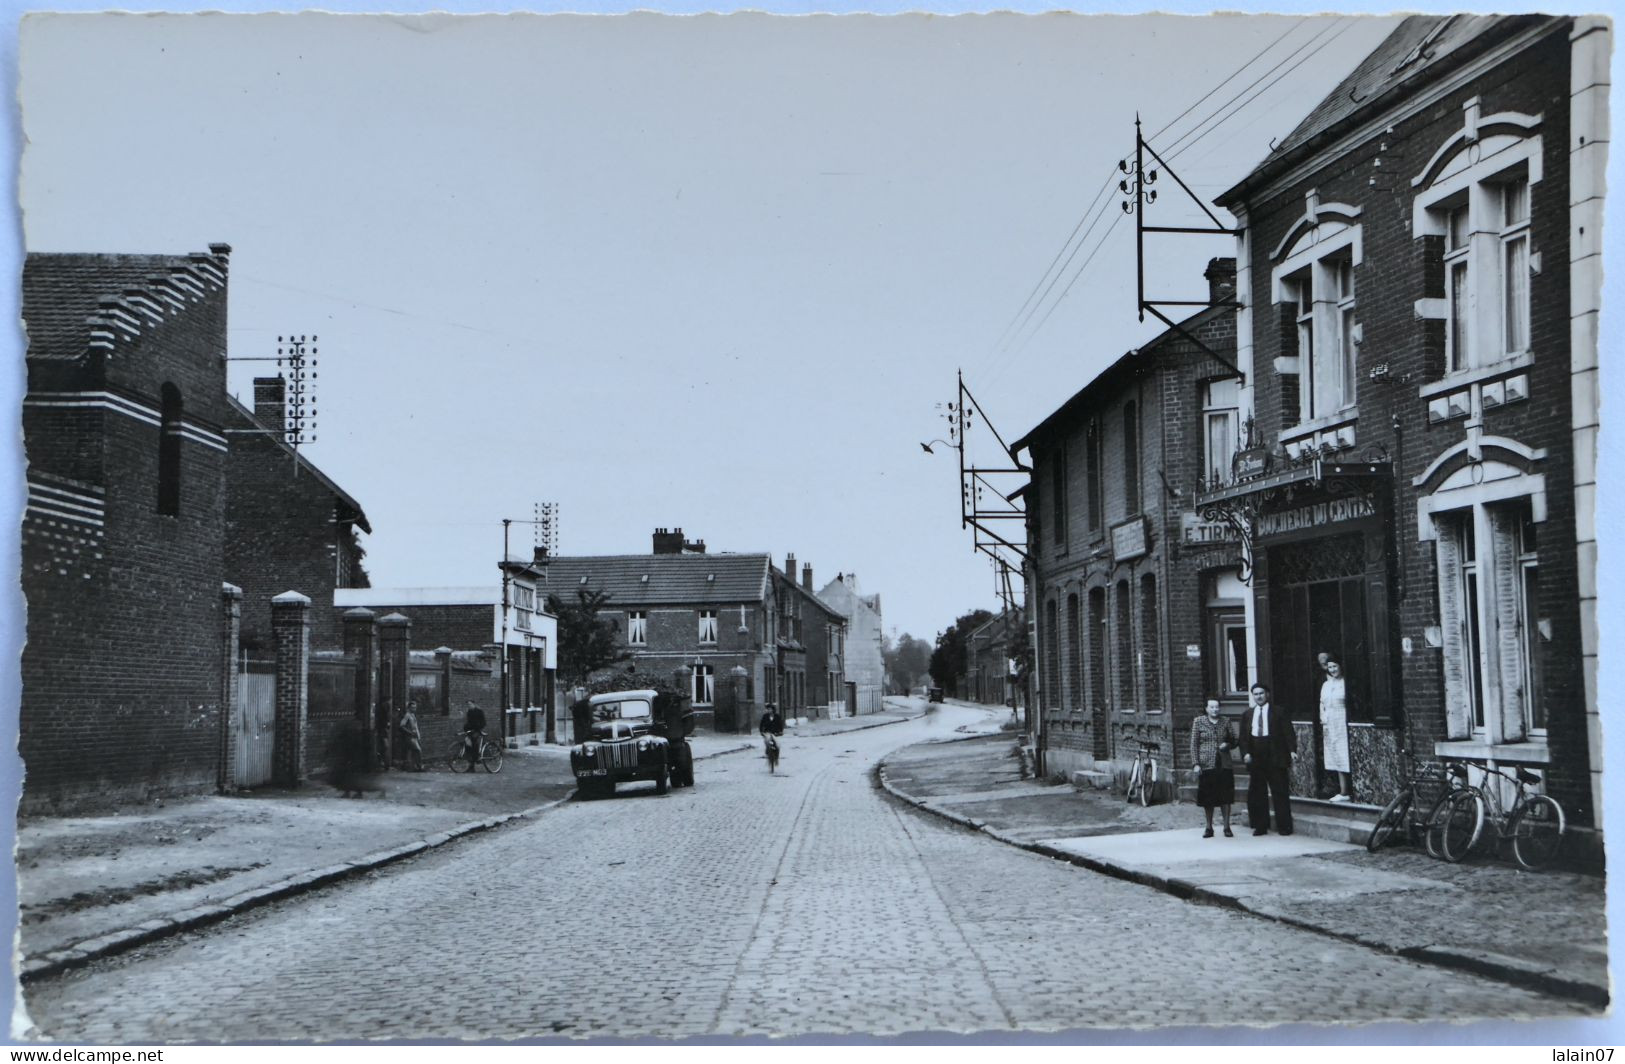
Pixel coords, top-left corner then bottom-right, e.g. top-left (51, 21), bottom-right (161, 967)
top-left (271, 591), bottom-right (312, 787)
top-left (219, 583), bottom-right (242, 793)
top-left (378, 613), bottom-right (412, 770)
top-left (343, 607), bottom-right (379, 762)
top-left (435, 646), bottom-right (453, 718)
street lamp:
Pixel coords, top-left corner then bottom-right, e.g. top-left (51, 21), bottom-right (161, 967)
top-left (920, 439), bottom-right (952, 455)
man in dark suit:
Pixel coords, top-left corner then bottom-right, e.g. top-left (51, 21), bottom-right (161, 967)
top-left (1241, 682), bottom-right (1295, 835)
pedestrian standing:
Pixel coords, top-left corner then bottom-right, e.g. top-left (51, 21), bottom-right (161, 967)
top-left (398, 701), bottom-right (424, 772)
top-left (1319, 654), bottom-right (1353, 802)
top-left (1189, 698), bottom-right (1237, 838)
top-left (462, 701), bottom-right (487, 773)
top-left (1241, 683), bottom-right (1295, 835)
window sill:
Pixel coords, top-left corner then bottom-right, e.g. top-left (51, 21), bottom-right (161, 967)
top-left (1434, 739), bottom-right (1550, 764)
top-left (1280, 408), bottom-right (1360, 445)
top-left (1418, 353), bottom-right (1535, 400)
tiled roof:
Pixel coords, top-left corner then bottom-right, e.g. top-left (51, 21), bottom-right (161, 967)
top-left (1218, 15), bottom-right (1548, 205)
top-left (224, 394), bottom-right (372, 534)
top-left (23, 248), bottom-right (230, 361)
top-left (537, 553), bottom-right (772, 607)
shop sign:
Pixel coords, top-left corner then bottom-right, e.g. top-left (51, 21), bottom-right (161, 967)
top-left (1112, 517), bottom-right (1149, 561)
top-left (1256, 495), bottom-right (1376, 537)
top-left (1181, 511), bottom-right (1237, 545)
top-left (1234, 447), bottom-right (1269, 481)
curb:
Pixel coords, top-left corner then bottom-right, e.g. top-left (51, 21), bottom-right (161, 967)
top-left (20, 792), bottom-right (578, 984)
top-left (22, 712), bottom-right (933, 985)
top-left (875, 754), bottom-right (1608, 1008)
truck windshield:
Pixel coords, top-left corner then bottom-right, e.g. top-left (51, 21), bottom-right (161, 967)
top-left (594, 699), bottom-right (652, 721)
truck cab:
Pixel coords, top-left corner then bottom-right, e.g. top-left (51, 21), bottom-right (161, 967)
top-left (570, 689), bottom-right (695, 798)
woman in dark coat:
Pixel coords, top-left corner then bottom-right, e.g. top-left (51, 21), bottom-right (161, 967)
top-left (1189, 698), bottom-right (1238, 837)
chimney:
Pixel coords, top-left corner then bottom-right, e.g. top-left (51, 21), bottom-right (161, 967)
top-left (1205, 257), bottom-right (1237, 307)
top-left (533, 546), bottom-right (548, 565)
top-left (785, 553), bottom-right (796, 579)
top-left (683, 533), bottom-right (706, 554)
top-left (653, 527), bottom-right (685, 555)
top-left (801, 563), bottom-right (813, 591)
top-left (253, 377), bottom-right (286, 436)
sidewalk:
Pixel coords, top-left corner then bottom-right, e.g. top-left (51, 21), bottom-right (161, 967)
top-left (879, 732), bottom-right (1610, 1009)
top-left (14, 701), bottom-right (928, 982)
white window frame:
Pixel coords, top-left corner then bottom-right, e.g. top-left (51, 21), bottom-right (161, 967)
top-left (1412, 117), bottom-right (1542, 378)
top-left (628, 610), bottom-right (647, 646)
top-left (692, 664), bottom-right (715, 706)
top-left (1431, 493), bottom-right (1545, 748)
top-left (698, 609), bottom-right (718, 645)
top-left (1271, 221), bottom-right (1361, 427)
top-left (1201, 377), bottom-right (1240, 487)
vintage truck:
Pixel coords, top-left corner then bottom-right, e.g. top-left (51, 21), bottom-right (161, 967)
top-left (569, 689), bottom-right (695, 798)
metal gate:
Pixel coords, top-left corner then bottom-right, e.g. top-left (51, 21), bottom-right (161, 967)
top-left (236, 663), bottom-right (276, 787)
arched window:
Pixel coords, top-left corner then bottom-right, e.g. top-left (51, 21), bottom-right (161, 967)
top-left (1139, 574), bottom-right (1162, 711)
top-left (157, 383), bottom-right (183, 516)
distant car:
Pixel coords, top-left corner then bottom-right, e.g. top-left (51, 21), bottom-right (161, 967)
top-left (927, 687), bottom-right (944, 703)
top-left (570, 689), bottom-right (694, 798)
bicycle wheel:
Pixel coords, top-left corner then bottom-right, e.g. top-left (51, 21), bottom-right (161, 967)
top-left (1508, 794), bottom-right (1565, 870)
top-left (1421, 790), bottom-right (1458, 858)
top-left (446, 737), bottom-right (470, 772)
top-left (1436, 789), bottom-right (1486, 863)
top-left (1124, 761), bottom-right (1140, 804)
top-left (480, 738), bottom-right (504, 773)
top-left (1367, 789), bottom-right (1413, 853)
top-left (1139, 760), bottom-right (1153, 807)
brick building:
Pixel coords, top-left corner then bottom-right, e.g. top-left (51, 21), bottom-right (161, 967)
top-left (1204, 15), bottom-right (1605, 829)
top-left (1015, 261), bottom-right (1239, 782)
top-left (774, 557), bottom-right (848, 718)
top-left (20, 245), bottom-right (236, 810)
top-left (226, 376), bottom-right (371, 652)
top-left (333, 551), bottom-right (559, 746)
top-left (963, 609), bottom-right (1022, 709)
top-left (537, 532), bottom-right (847, 729)
top-left (817, 572), bottom-right (886, 714)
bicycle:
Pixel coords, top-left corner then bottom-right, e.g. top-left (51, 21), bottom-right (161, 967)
top-left (445, 731), bottom-right (505, 774)
top-left (763, 732), bottom-right (780, 774)
top-left (1124, 739), bottom-right (1160, 807)
top-left (1366, 751), bottom-right (1472, 857)
top-left (1434, 759), bottom-right (1565, 869)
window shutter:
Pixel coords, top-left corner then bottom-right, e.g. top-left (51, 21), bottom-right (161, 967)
top-left (1489, 508), bottom-right (1528, 743)
top-left (1433, 526), bottom-right (1473, 739)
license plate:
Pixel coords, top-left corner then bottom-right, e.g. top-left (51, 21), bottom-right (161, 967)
top-left (580, 769), bottom-right (608, 777)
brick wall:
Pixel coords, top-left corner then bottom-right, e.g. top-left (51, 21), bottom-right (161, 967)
top-left (1235, 27), bottom-right (1592, 820)
top-left (20, 253), bottom-right (232, 811)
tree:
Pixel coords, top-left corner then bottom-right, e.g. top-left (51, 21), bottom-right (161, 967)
top-left (929, 609), bottom-right (994, 697)
top-left (883, 632), bottom-right (932, 694)
top-left (546, 588), bottom-right (631, 687)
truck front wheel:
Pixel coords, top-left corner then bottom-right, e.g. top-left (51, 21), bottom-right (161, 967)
top-left (654, 757), bottom-right (669, 795)
top-left (678, 743), bottom-right (695, 788)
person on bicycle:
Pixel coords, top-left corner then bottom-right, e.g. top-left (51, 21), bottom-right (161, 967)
top-left (397, 701), bottom-right (424, 772)
top-left (461, 701), bottom-right (487, 773)
top-left (759, 704), bottom-right (785, 763)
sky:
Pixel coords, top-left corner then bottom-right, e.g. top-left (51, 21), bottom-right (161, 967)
top-left (11, 8), bottom-right (1411, 643)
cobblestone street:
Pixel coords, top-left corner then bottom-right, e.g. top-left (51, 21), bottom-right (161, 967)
top-left (21, 706), bottom-right (1583, 1042)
